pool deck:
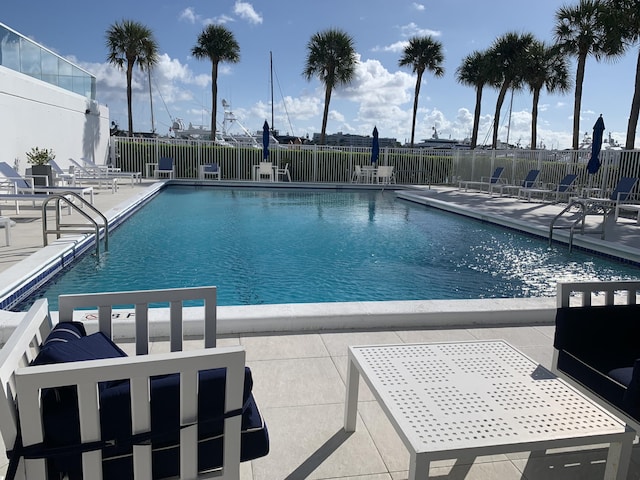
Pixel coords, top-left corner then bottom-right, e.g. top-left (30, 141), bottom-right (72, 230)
top-left (1, 181), bottom-right (640, 479)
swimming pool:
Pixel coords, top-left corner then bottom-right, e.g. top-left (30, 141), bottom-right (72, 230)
top-left (23, 186), bottom-right (640, 310)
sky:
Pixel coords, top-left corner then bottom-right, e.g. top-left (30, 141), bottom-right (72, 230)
top-left (3, 0), bottom-right (639, 149)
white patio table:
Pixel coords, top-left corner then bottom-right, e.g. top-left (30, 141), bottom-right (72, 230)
top-left (344, 340), bottom-right (634, 480)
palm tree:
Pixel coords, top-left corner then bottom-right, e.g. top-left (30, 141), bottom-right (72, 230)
top-left (106, 20), bottom-right (159, 136)
top-left (524, 41), bottom-right (571, 149)
top-left (487, 32), bottom-right (535, 149)
top-left (456, 50), bottom-right (494, 149)
top-left (191, 25), bottom-right (240, 142)
top-left (399, 36), bottom-right (445, 147)
top-left (303, 28), bottom-right (357, 145)
top-left (554, 0), bottom-right (623, 149)
top-left (601, 0), bottom-right (640, 149)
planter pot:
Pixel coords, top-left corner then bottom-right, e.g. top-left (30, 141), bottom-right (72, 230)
top-left (31, 164), bottom-right (53, 187)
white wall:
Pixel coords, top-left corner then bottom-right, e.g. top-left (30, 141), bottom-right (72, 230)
top-left (0, 66), bottom-right (110, 175)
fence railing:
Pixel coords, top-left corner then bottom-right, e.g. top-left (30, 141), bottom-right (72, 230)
top-left (110, 136), bottom-right (640, 194)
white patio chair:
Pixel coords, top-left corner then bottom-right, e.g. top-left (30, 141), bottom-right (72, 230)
top-left (199, 163), bottom-right (221, 180)
top-left (154, 157), bottom-right (175, 179)
top-left (375, 165), bottom-right (396, 185)
top-left (351, 165), bottom-right (364, 183)
top-left (276, 163), bottom-right (291, 182)
top-left (257, 161), bottom-right (274, 182)
top-left (0, 286), bottom-right (269, 479)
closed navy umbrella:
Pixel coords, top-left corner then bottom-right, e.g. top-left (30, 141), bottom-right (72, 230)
top-left (262, 120), bottom-right (270, 160)
top-left (587, 115), bottom-right (605, 174)
top-left (371, 126), bottom-right (379, 164)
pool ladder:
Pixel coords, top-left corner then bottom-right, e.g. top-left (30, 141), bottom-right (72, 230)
top-left (549, 199), bottom-right (608, 252)
top-left (41, 192), bottom-right (109, 257)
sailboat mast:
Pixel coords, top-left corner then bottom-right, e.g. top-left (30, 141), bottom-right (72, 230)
top-left (270, 51), bottom-right (274, 133)
top-left (148, 67), bottom-right (155, 133)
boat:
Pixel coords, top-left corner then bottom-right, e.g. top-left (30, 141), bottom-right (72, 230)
top-left (578, 131), bottom-right (623, 151)
top-left (413, 127), bottom-right (471, 149)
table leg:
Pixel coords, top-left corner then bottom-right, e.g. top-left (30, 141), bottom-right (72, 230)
top-left (604, 430), bottom-right (634, 480)
top-left (343, 354), bottom-right (360, 432)
top-left (408, 452), bottom-right (429, 480)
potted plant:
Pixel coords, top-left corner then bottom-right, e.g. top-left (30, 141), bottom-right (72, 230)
top-left (26, 147), bottom-right (55, 187)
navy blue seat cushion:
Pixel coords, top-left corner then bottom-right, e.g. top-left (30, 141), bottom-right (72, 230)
top-left (33, 323), bottom-right (269, 479)
top-left (555, 305), bottom-right (640, 421)
top-left (609, 359), bottom-right (640, 419)
top-left (41, 321), bottom-right (87, 346)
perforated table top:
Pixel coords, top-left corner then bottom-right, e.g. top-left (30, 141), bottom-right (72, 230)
top-left (348, 341), bottom-right (628, 455)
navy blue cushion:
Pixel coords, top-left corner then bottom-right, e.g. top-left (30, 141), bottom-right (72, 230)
top-left (42, 322), bottom-right (86, 346)
top-left (33, 324), bottom-right (269, 479)
top-left (33, 331), bottom-right (126, 366)
top-left (555, 304), bottom-right (640, 422)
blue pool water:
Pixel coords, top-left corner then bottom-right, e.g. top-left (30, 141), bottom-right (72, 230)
top-left (25, 187), bottom-right (640, 309)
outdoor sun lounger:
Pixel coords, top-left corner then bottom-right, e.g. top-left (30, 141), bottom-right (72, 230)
top-left (493, 169), bottom-right (540, 197)
top-left (518, 173), bottom-right (578, 203)
top-left (80, 157), bottom-right (142, 186)
top-left (0, 192), bottom-right (73, 215)
top-left (48, 159), bottom-right (76, 186)
top-left (570, 177), bottom-right (639, 214)
top-left (0, 161), bottom-right (94, 204)
top-left (458, 166), bottom-right (505, 194)
top-left (68, 158), bottom-right (119, 192)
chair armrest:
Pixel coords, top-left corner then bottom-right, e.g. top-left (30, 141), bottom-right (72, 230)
top-left (15, 346), bottom-right (246, 479)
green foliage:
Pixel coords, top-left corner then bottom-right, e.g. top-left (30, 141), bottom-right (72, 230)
top-left (25, 147), bottom-right (55, 165)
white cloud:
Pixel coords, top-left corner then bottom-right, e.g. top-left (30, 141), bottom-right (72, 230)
top-left (179, 7), bottom-right (198, 24)
top-left (413, 3), bottom-right (425, 10)
top-left (400, 22), bottom-right (441, 38)
top-left (372, 41), bottom-right (409, 53)
top-left (233, 1), bottom-right (263, 24)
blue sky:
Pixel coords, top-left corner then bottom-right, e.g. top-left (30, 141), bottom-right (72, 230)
top-left (3, 0), bottom-right (639, 148)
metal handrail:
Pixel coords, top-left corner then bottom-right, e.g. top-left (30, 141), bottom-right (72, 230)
top-left (549, 200), bottom-right (587, 253)
top-left (41, 192), bottom-right (109, 257)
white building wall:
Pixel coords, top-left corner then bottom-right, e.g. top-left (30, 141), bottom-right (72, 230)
top-left (0, 65), bottom-right (110, 175)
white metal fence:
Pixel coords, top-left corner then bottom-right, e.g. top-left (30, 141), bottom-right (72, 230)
top-left (110, 136), bottom-right (640, 194)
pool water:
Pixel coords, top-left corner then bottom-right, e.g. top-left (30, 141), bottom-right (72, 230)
top-left (26, 187), bottom-right (640, 309)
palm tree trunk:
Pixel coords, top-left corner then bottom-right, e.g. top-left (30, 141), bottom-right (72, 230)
top-left (410, 72), bottom-right (423, 147)
top-left (126, 61), bottom-right (134, 136)
top-left (492, 82), bottom-right (509, 149)
top-left (572, 53), bottom-right (587, 150)
top-left (531, 88), bottom-right (540, 150)
top-left (625, 47), bottom-right (640, 150)
top-left (211, 62), bottom-right (218, 142)
top-left (320, 84), bottom-right (332, 145)
top-left (471, 85), bottom-right (483, 149)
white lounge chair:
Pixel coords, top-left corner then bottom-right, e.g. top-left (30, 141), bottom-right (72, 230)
top-left (0, 162), bottom-right (94, 204)
top-left (68, 159), bottom-right (119, 192)
top-left (80, 157), bottom-right (142, 186)
top-left (459, 166), bottom-right (506, 194)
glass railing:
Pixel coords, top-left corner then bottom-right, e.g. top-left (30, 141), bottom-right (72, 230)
top-left (0, 22), bottom-right (96, 100)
